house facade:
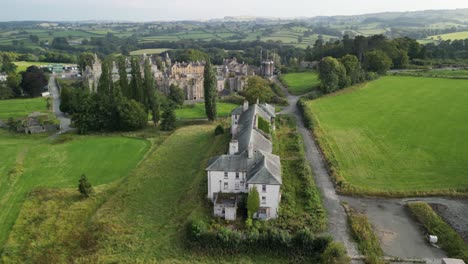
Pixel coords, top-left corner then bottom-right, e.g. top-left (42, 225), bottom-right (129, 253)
top-left (206, 101), bottom-right (281, 220)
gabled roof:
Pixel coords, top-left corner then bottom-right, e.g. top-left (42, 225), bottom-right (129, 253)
top-left (247, 151), bottom-right (282, 185)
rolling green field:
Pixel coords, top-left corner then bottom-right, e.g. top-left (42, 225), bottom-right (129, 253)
top-left (280, 72), bottom-right (320, 95)
top-left (175, 102), bottom-right (238, 119)
top-left (0, 131), bottom-right (150, 248)
top-left (307, 76), bottom-right (468, 196)
top-left (0, 97), bottom-right (49, 119)
top-left (426, 31), bottom-right (468, 41)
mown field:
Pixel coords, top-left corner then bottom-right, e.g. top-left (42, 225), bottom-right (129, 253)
top-left (0, 131), bottom-right (150, 249)
top-left (280, 72), bottom-right (320, 95)
top-left (175, 102), bottom-right (238, 119)
top-left (0, 97), bottom-right (49, 119)
top-left (307, 76), bottom-right (468, 196)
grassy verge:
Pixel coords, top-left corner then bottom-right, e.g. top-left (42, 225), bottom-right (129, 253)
top-left (344, 205), bottom-right (384, 264)
top-left (408, 202), bottom-right (468, 262)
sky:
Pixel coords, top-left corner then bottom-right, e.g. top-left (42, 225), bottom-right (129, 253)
top-left (2, 0), bottom-right (468, 21)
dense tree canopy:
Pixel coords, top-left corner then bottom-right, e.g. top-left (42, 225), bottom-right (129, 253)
top-left (242, 76), bottom-right (274, 104)
top-left (20, 66), bottom-right (48, 97)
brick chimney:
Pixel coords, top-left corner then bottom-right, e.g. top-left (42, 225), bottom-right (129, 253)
top-left (248, 143), bottom-right (254, 159)
top-left (229, 140), bottom-right (239, 155)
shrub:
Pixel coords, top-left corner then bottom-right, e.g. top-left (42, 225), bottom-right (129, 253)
top-left (214, 124), bottom-right (224, 135)
top-left (78, 174), bottom-right (93, 198)
top-left (297, 98), bottom-right (314, 130)
top-left (257, 116), bottom-right (271, 134)
top-left (321, 242), bottom-right (351, 264)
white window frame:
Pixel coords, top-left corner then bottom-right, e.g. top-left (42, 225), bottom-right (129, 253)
top-left (224, 182), bottom-right (229, 190)
top-left (262, 185), bottom-right (267, 192)
top-left (224, 172), bottom-right (228, 179)
top-left (261, 196), bottom-right (266, 204)
top-left (235, 182), bottom-right (240, 190)
top-left (235, 172), bottom-right (239, 179)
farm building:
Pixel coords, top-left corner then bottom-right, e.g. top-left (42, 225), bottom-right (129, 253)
top-left (206, 101), bottom-right (281, 220)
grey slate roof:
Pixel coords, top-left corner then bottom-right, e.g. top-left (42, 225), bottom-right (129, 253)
top-left (207, 103), bottom-right (281, 186)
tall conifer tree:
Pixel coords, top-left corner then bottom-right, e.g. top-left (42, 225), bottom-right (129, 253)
top-left (130, 57), bottom-right (144, 104)
top-left (203, 60), bottom-right (217, 121)
top-left (118, 56), bottom-right (130, 98)
top-left (143, 58), bottom-right (160, 126)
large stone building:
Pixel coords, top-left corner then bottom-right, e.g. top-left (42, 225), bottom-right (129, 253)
top-left (206, 101), bottom-right (281, 220)
top-left (82, 53), bottom-right (263, 101)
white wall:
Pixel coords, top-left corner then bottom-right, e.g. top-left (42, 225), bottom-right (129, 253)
top-left (248, 184), bottom-right (281, 219)
top-left (207, 170), bottom-right (248, 200)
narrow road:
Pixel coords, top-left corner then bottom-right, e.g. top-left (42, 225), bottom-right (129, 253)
top-left (48, 75), bottom-right (72, 133)
top-left (273, 77), bottom-right (361, 258)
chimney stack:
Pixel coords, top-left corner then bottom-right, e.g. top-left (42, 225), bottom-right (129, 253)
top-left (229, 140), bottom-right (239, 155)
top-left (243, 100), bottom-right (249, 112)
top-left (248, 144), bottom-right (254, 159)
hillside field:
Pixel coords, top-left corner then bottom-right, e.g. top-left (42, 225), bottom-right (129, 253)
top-left (307, 76), bottom-right (468, 196)
top-left (426, 31), bottom-right (468, 41)
top-left (280, 72), bottom-right (320, 95)
top-left (0, 97), bottom-right (49, 120)
top-left (0, 131), bottom-right (149, 248)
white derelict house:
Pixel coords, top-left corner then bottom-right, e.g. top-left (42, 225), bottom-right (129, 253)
top-left (206, 101), bottom-right (282, 220)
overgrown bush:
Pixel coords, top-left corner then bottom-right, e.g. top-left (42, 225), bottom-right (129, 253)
top-left (321, 242), bottom-right (351, 264)
top-left (297, 98), bottom-right (314, 130)
top-left (214, 124), bottom-right (224, 135)
top-left (187, 219), bottom-right (332, 258)
top-left (257, 116), bottom-right (271, 134)
top-left (347, 208), bottom-right (383, 264)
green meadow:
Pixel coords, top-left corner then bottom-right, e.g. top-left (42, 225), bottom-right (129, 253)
top-left (0, 97), bottom-right (49, 120)
top-left (307, 76), bottom-right (468, 196)
top-left (0, 131), bottom-right (149, 248)
top-left (280, 72), bottom-right (320, 95)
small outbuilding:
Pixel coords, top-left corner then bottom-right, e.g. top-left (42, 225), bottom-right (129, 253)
top-left (213, 193), bottom-right (238, 221)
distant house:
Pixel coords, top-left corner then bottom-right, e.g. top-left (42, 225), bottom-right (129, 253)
top-left (206, 101), bottom-right (281, 220)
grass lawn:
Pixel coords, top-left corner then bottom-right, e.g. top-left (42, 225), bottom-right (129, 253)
top-left (307, 76), bottom-right (468, 196)
top-left (280, 72), bottom-right (320, 95)
top-left (175, 102), bottom-right (238, 119)
top-left (0, 97), bottom-right (49, 120)
top-left (0, 131), bottom-right (150, 249)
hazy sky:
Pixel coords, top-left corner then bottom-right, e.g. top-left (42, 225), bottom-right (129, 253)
top-left (2, 0), bottom-right (468, 21)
